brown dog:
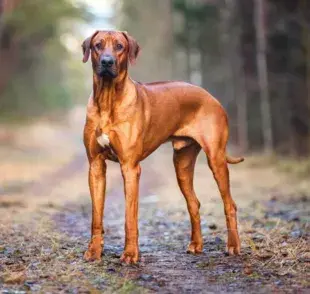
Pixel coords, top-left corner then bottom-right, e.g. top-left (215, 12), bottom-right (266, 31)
top-left (82, 30), bottom-right (244, 264)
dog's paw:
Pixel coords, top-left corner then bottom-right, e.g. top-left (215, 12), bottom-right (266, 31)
top-left (120, 248), bottom-right (139, 264)
top-left (226, 244), bottom-right (241, 256)
top-left (226, 234), bottom-right (241, 256)
top-left (84, 235), bottom-right (103, 261)
top-left (186, 241), bottom-right (203, 254)
top-left (84, 247), bottom-right (102, 261)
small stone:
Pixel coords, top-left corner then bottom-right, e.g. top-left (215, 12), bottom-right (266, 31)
top-left (252, 234), bottom-right (264, 242)
top-left (107, 268), bottom-right (116, 273)
top-left (270, 195), bottom-right (278, 202)
top-left (24, 281), bottom-right (36, 290)
top-left (288, 215), bottom-right (300, 222)
top-left (139, 274), bottom-right (153, 281)
top-left (215, 236), bottom-right (223, 244)
top-left (290, 230), bottom-right (302, 238)
top-left (208, 223), bottom-right (217, 230)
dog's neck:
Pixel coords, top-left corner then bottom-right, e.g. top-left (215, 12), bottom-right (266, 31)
top-left (93, 72), bottom-right (134, 116)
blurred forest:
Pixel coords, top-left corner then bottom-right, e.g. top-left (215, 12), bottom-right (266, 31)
top-left (1, 3), bottom-right (310, 293)
top-left (116, 0), bottom-right (310, 157)
top-left (0, 0), bottom-right (90, 121)
top-left (1, 0), bottom-right (310, 158)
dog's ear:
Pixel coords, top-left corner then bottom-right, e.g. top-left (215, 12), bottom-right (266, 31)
top-left (122, 31), bottom-right (140, 65)
top-left (81, 31), bottom-right (99, 63)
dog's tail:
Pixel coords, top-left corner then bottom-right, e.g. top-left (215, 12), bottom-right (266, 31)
top-left (226, 154), bottom-right (244, 164)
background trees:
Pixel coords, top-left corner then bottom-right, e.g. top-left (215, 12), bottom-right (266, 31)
top-left (0, 0), bottom-right (89, 120)
top-left (1, 0), bottom-right (309, 157)
top-left (116, 0), bottom-right (310, 157)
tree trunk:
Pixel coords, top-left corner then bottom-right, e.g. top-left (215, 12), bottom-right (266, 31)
top-left (302, 0), bottom-right (310, 111)
top-left (220, 0), bottom-right (248, 152)
top-left (185, 14), bottom-right (191, 82)
top-left (254, 0), bottom-right (273, 153)
top-left (286, 7), bottom-right (310, 157)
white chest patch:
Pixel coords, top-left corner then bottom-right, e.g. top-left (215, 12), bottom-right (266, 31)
top-left (97, 133), bottom-right (110, 148)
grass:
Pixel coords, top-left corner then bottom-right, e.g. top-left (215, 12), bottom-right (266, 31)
top-left (0, 212), bottom-right (147, 293)
top-left (240, 219), bottom-right (309, 279)
top-left (245, 153), bottom-right (310, 178)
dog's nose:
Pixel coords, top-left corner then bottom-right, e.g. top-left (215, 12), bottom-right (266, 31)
top-left (101, 55), bottom-right (115, 67)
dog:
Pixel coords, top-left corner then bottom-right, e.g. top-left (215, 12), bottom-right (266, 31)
top-left (82, 30), bottom-right (244, 264)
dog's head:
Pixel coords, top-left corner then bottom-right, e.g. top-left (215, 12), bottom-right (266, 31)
top-left (82, 30), bottom-right (140, 79)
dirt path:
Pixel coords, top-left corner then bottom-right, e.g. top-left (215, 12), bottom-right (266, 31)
top-left (0, 114), bottom-right (309, 293)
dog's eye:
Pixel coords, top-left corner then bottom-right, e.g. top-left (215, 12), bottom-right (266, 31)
top-left (116, 43), bottom-right (123, 51)
top-left (95, 43), bottom-right (102, 50)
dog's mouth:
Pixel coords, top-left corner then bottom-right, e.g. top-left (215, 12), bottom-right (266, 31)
top-left (97, 66), bottom-right (118, 79)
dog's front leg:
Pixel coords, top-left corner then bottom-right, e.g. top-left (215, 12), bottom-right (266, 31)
top-left (84, 154), bottom-right (106, 261)
top-left (120, 163), bottom-right (141, 264)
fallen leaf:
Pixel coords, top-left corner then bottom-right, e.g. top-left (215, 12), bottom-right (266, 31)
top-left (243, 264), bottom-right (253, 275)
top-left (3, 271), bottom-right (26, 284)
top-left (257, 253), bottom-right (273, 260)
top-left (248, 238), bottom-right (257, 252)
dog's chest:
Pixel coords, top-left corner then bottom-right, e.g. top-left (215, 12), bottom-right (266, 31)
top-left (96, 133), bottom-right (110, 148)
top-left (96, 132), bottom-right (119, 162)
top-left (96, 132), bottom-right (118, 162)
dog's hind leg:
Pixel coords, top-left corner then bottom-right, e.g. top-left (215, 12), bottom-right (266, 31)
top-left (173, 141), bottom-right (203, 254)
top-left (196, 122), bottom-right (241, 255)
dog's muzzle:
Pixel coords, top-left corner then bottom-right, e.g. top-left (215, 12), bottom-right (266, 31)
top-left (97, 55), bottom-right (118, 78)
